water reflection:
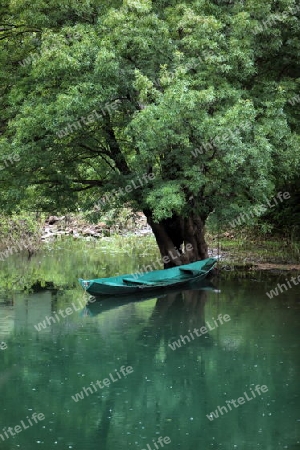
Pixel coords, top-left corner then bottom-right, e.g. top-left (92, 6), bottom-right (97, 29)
top-left (0, 272), bottom-right (299, 450)
top-left (86, 280), bottom-right (217, 315)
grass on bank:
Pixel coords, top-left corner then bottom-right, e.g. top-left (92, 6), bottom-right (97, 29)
top-left (207, 232), bottom-right (300, 265)
top-left (0, 211), bottom-right (299, 266)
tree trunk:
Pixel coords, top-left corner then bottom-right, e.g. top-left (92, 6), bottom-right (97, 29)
top-left (143, 211), bottom-right (208, 268)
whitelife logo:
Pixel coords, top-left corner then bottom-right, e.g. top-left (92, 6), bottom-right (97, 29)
top-left (33, 297), bottom-right (96, 331)
top-left (133, 244), bottom-right (194, 279)
top-left (206, 385), bottom-right (268, 421)
top-left (0, 237), bottom-right (35, 262)
top-left (266, 274), bottom-right (300, 299)
top-left (141, 436), bottom-right (171, 450)
top-left (0, 412), bottom-right (45, 443)
top-left (0, 153), bottom-right (20, 171)
top-left (0, 316), bottom-right (9, 350)
top-left (56, 100), bottom-right (120, 138)
top-left (71, 365), bottom-right (133, 402)
top-left (96, 173), bottom-right (155, 208)
top-left (229, 191), bottom-right (290, 228)
top-left (0, 342), bottom-right (7, 351)
top-left (168, 314), bottom-right (231, 351)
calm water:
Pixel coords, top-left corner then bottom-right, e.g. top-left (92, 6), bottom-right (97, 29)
top-left (0, 238), bottom-right (299, 450)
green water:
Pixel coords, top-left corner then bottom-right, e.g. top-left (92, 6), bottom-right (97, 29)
top-left (0, 238), bottom-right (299, 450)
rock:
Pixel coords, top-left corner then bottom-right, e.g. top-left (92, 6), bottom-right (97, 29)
top-left (82, 229), bottom-right (96, 236)
top-left (41, 234), bottom-right (53, 241)
top-left (47, 215), bottom-right (65, 225)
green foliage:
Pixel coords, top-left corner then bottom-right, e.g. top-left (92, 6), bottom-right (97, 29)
top-left (0, 212), bottom-right (44, 251)
top-left (261, 179), bottom-right (300, 237)
top-left (0, 0), bottom-right (299, 233)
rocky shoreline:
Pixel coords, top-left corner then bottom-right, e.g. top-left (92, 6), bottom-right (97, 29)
top-left (41, 213), bottom-right (153, 241)
top-left (40, 216), bottom-right (300, 272)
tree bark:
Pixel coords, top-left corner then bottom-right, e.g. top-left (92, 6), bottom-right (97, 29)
top-left (143, 211), bottom-right (208, 268)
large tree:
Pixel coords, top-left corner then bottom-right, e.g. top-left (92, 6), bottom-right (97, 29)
top-left (0, 0), bottom-right (299, 265)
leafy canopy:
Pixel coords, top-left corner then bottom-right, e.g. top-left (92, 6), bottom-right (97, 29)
top-left (0, 0), bottom-right (299, 224)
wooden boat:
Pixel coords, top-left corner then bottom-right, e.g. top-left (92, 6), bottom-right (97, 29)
top-left (79, 257), bottom-right (217, 296)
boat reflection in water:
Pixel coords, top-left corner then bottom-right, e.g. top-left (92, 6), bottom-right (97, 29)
top-left (81, 283), bottom-right (221, 449)
top-left (85, 279), bottom-right (220, 317)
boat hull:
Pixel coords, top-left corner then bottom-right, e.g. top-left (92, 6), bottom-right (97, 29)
top-left (79, 258), bottom-right (217, 297)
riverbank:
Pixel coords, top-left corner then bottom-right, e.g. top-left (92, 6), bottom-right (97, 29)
top-left (0, 212), bottom-right (299, 272)
top-left (0, 233), bottom-right (298, 295)
top-left (208, 234), bottom-right (300, 271)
